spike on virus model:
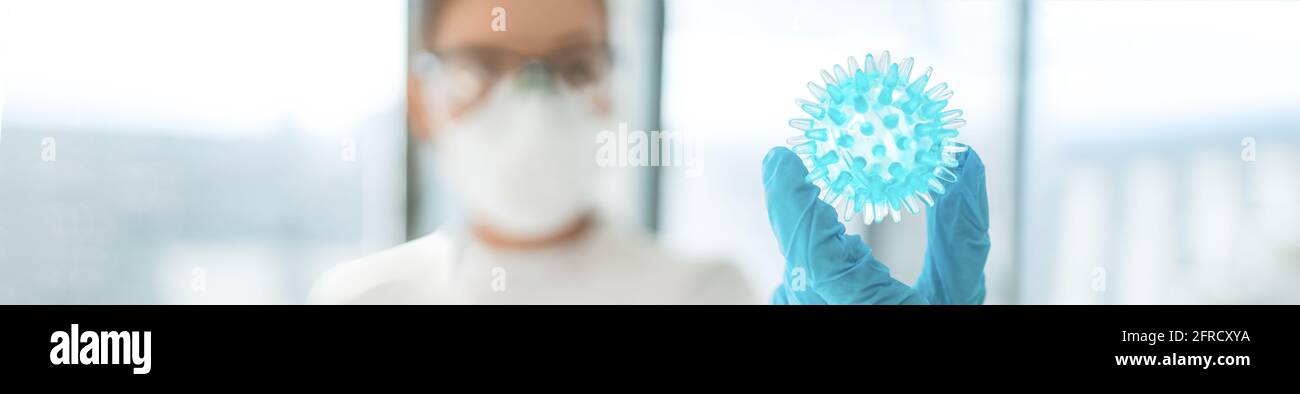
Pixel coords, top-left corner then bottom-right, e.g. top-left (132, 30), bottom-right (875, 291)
top-left (787, 51), bottom-right (968, 225)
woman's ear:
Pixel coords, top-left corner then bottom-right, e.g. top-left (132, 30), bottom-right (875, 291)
top-left (594, 92), bottom-right (612, 115)
top-left (591, 79), bottom-right (613, 115)
top-left (408, 71), bottom-right (436, 141)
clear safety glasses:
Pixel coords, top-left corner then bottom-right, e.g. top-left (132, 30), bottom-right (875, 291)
top-left (413, 44), bottom-right (612, 117)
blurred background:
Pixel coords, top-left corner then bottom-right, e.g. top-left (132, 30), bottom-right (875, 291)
top-left (1, 0), bottom-right (1297, 304)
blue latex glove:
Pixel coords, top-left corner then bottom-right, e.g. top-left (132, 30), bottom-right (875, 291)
top-left (763, 146), bottom-right (989, 305)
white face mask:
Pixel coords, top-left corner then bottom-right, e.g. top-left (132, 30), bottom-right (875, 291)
top-left (433, 76), bottom-right (607, 239)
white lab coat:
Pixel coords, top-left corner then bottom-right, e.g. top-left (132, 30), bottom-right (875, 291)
top-left (310, 220), bottom-right (756, 304)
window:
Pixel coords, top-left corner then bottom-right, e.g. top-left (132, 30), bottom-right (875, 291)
top-left (0, 0), bottom-right (408, 303)
top-left (1023, 0), bottom-right (1300, 303)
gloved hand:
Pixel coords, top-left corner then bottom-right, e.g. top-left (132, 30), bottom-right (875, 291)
top-left (763, 146), bottom-right (990, 305)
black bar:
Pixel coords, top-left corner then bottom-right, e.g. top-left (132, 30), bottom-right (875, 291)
top-left (3, 305), bottom-right (1295, 379)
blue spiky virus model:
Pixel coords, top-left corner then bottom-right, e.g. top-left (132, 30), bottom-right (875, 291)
top-left (788, 51), bottom-right (967, 224)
